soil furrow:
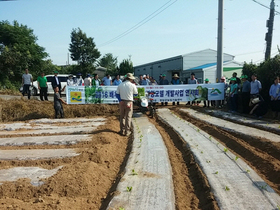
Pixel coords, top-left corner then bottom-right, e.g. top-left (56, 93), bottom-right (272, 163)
top-left (149, 116), bottom-right (219, 210)
top-left (175, 108), bottom-right (280, 195)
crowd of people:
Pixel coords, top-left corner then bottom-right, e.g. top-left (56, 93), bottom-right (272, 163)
top-left (21, 69), bottom-right (280, 120)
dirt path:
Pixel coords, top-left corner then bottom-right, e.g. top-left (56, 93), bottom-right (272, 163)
top-left (173, 107), bottom-right (280, 195)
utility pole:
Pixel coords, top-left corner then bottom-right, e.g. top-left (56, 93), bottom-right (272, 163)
top-left (265, 0), bottom-right (275, 60)
top-left (216, 0), bottom-right (224, 82)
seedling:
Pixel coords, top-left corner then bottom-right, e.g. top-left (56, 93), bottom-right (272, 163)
top-left (119, 208), bottom-right (125, 210)
top-left (126, 186), bottom-right (132, 192)
top-left (260, 184), bottom-right (268, 190)
top-left (197, 128), bottom-right (200, 132)
top-left (225, 186), bottom-right (230, 191)
top-left (140, 135), bottom-right (143, 138)
top-left (138, 131), bottom-right (141, 134)
top-left (246, 169), bottom-right (250, 173)
top-left (201, 151), bottom-right (203, 154)
top-left (139, 138), bottom-right (142, 143)
top-left (209, 136), bottom-right (212, 139)
top-left (215, 171), bottom-right (218, 174)
top-left (186, 134), bottom-right (188, 137)
top-left (224, 148), bottom-right (228, 153)
top-left (277, 205), bottom-right (280, 210)
top-left (235, 156), bottom-right (239, 161)
top-left (131, 169), bottom-right (138, 175)
top-left (206, 160), bottom-right (211, 163)
top-left (135, 161), bottom-right (138, 164)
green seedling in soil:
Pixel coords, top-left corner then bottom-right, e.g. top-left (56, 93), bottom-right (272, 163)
top-left (201, 151), bottom-right (203, 154)
top-left (246, 169), bottom-right (250, 173)
top-left (260, 184), bottom-right (268, 190)
top-left (131, 169), bottom-right (138, 175)
top-left (139, 139), bottom-right (142, 143)
top-left (278, 125), bottom-right (280, 128)
top-left (140, 135), bottom-right (143, 138)
top-left (277, 205), bottom-right (280, 210)
top-left (235, 156), bottom-right (239, 161)
top-left (206, 160), bottom-right (211, 163)
top-left (135, 161), bottom-right (138, 164)
top-left (126, 186), bottom-right (132, 192)
top-left (138, 131), bottom-right (141, 134)
top-left (209, 136), bottom-right (212, 139)
top-left (215, 171), bottom-right (218, 174)
top-left (197, 128), bottom-right (200, 132)
top-left (186, 134), bottom-right (188, 137)
top-left (224, 148), bottom-right (228, 153)
top-left (119, 208), bottom-right (125, 210)
top-left (225, 186), bottom-right (230, 191)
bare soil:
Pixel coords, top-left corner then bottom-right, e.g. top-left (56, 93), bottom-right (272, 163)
top-left (0, 116), bottom-right (131, 210)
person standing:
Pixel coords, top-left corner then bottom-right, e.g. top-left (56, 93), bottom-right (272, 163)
top-left (159, 74), bottom-right (169, 106)
top-left (250, 73), bottom-right (262, 98)
top-left (53, 86), bottom-right (67, 118)
top-left (102, 74), bottom-right (112, 86)
top-left (241, 75), bottom-right (250, 114)
top-left (188, 72), bottom-right (199, 106)
top-left (51, 71), bottom-right (63, 94)
top-left (37, 72), bottom-right (48, 101)
top-left (113, 75), bottom-right (122, 86)
top-left (76, 73), bottom-right (83, 86)
top-left (229, 77), bottom-right (238, 113)
top-left (116, 73), bottom-right (138, 136)
top-left (219, 76), bottom-right (229, 108)
top-left (22, 68), bottom-right (33, 99)
top-left (67, 74), bottom-right (75, 86)
top-left (269, 77), bottom-right (280, 119)
top-left (203, 78), bottom-right (210, 107)
top-left (84, 74), bottom-right (92, 86)
top-left (171, 74), bottom-right (181, 105)
top-left (92, 74), bottom-right (101, 87)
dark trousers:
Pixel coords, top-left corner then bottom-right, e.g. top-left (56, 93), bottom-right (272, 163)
top-left (204, 100), bottom-right (210, 107)
top-left (22, 84), bottom-right (31, 99)
top-left (241, 92), bottom-right (250, 114)
top-left (229, 94), bottom-right (238, 111)
top-left (55, 106), bottom-right (64, 118)
top-left (40, 87), bottom-right (48, 101)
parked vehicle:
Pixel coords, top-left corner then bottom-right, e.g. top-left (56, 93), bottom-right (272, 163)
top-left (20, 74), bottom-right (74, 95)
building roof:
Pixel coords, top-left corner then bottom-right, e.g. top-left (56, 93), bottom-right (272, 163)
top-left (187, 60), bottom-right (243, 71)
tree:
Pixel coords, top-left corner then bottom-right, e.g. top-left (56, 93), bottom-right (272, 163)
top-left (0, 20), bottom-right (48, 88)
top-left (69, 28), bottom-right (100, 75)
top-left (98, 53), bottom-right (118, 75)
top-left (118, 58), bottom-right (134, 75)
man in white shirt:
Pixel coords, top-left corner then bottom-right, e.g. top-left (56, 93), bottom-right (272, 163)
top-left (22, 68), bottom-right (33, 99)
top-left (116, 73), bottom-right (138, 136)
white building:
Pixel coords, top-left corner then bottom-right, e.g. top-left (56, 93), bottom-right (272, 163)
top-left (134, 49), bottom-right (243, 84)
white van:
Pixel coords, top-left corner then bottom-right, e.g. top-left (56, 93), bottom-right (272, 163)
top-left (31, 74), bottom-right (74, 95)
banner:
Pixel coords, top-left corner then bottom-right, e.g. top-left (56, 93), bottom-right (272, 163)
top-left (66, 83), bottom-right (225, 105)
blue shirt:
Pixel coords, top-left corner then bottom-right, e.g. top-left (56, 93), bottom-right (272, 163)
top-left (159, 79), bottom-right (169, 85)
top-left (230, 83), bottom-right (238, 94)
top-left (171, 79), bottom-right (180, 85)
top-left (113, 79), bottom-right (122, 86)
top-left (141, 79), bottom-right (149, 85)
top-left (103, 77), bottom-right (112, 86)
top-left (250, 80), bottom-right (262, 94)
top-left (242, 80), bottom-right (250, 93)
top-left (269, 83), bottom-right (280, 100)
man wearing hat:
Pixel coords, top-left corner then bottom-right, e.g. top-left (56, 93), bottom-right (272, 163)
top-left (241, 75), bottom-right (250, 113)
top-left (171, 74), bottom-right (181, 105)
top-left (116, 73), bottom-right (138, 136)
top-left (67, 74), bottom-right (75, 86)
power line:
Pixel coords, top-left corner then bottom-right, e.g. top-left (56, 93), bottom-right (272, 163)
top-left (98, 0), bottom-right (177, 47)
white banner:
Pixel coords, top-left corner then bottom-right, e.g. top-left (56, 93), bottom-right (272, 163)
top-left (66, 83), bottom-right (225, 104)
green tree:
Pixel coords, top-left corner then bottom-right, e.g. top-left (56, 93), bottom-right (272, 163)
top-left (242, 62), bottom-right (258, 80)
top-left (119, 58), bottom-right (134, 75)
top-left (69, 28), bottom-right (100, 76)
top-left (0, 20), bottom-right (48, 88)
top-left (98, 53), bottom-right (118, 75)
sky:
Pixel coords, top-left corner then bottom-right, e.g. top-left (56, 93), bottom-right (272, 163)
top-left (1, 0), bottom-right (280, 67)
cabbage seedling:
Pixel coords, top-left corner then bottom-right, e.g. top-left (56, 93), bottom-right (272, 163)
top-left (119, 208), bottom-right (125, 210)
top-left (127, 186), bottom-right (132, 192)
top-left (215, 171), bottom-right (218, 174)
top-left (225, 186), bottom-right (230, 191)
top-left (132, 169), bottom-right (138, 175)
top-left (235, 156), bottom-right (239, 161)
top-left (224, 148), bottom-right (228, 153)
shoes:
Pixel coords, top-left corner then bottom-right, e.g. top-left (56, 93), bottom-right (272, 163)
top-left (125, 131), bottom-right (131, 136)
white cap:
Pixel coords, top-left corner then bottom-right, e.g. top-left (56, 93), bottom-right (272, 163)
top-left (143, 75), bottom-right (146, 78)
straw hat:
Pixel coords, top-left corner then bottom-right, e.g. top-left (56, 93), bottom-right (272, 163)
top-left (173, 74), bottom-right (179, 78)
top-left (126, 73), bottom-right (135, 80)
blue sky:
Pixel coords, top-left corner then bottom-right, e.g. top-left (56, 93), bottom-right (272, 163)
top-left (1, 0), bottom-right (279, 66)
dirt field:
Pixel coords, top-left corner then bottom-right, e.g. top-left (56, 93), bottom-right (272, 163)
top-left (0, 98), bottom-right (279, 209)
